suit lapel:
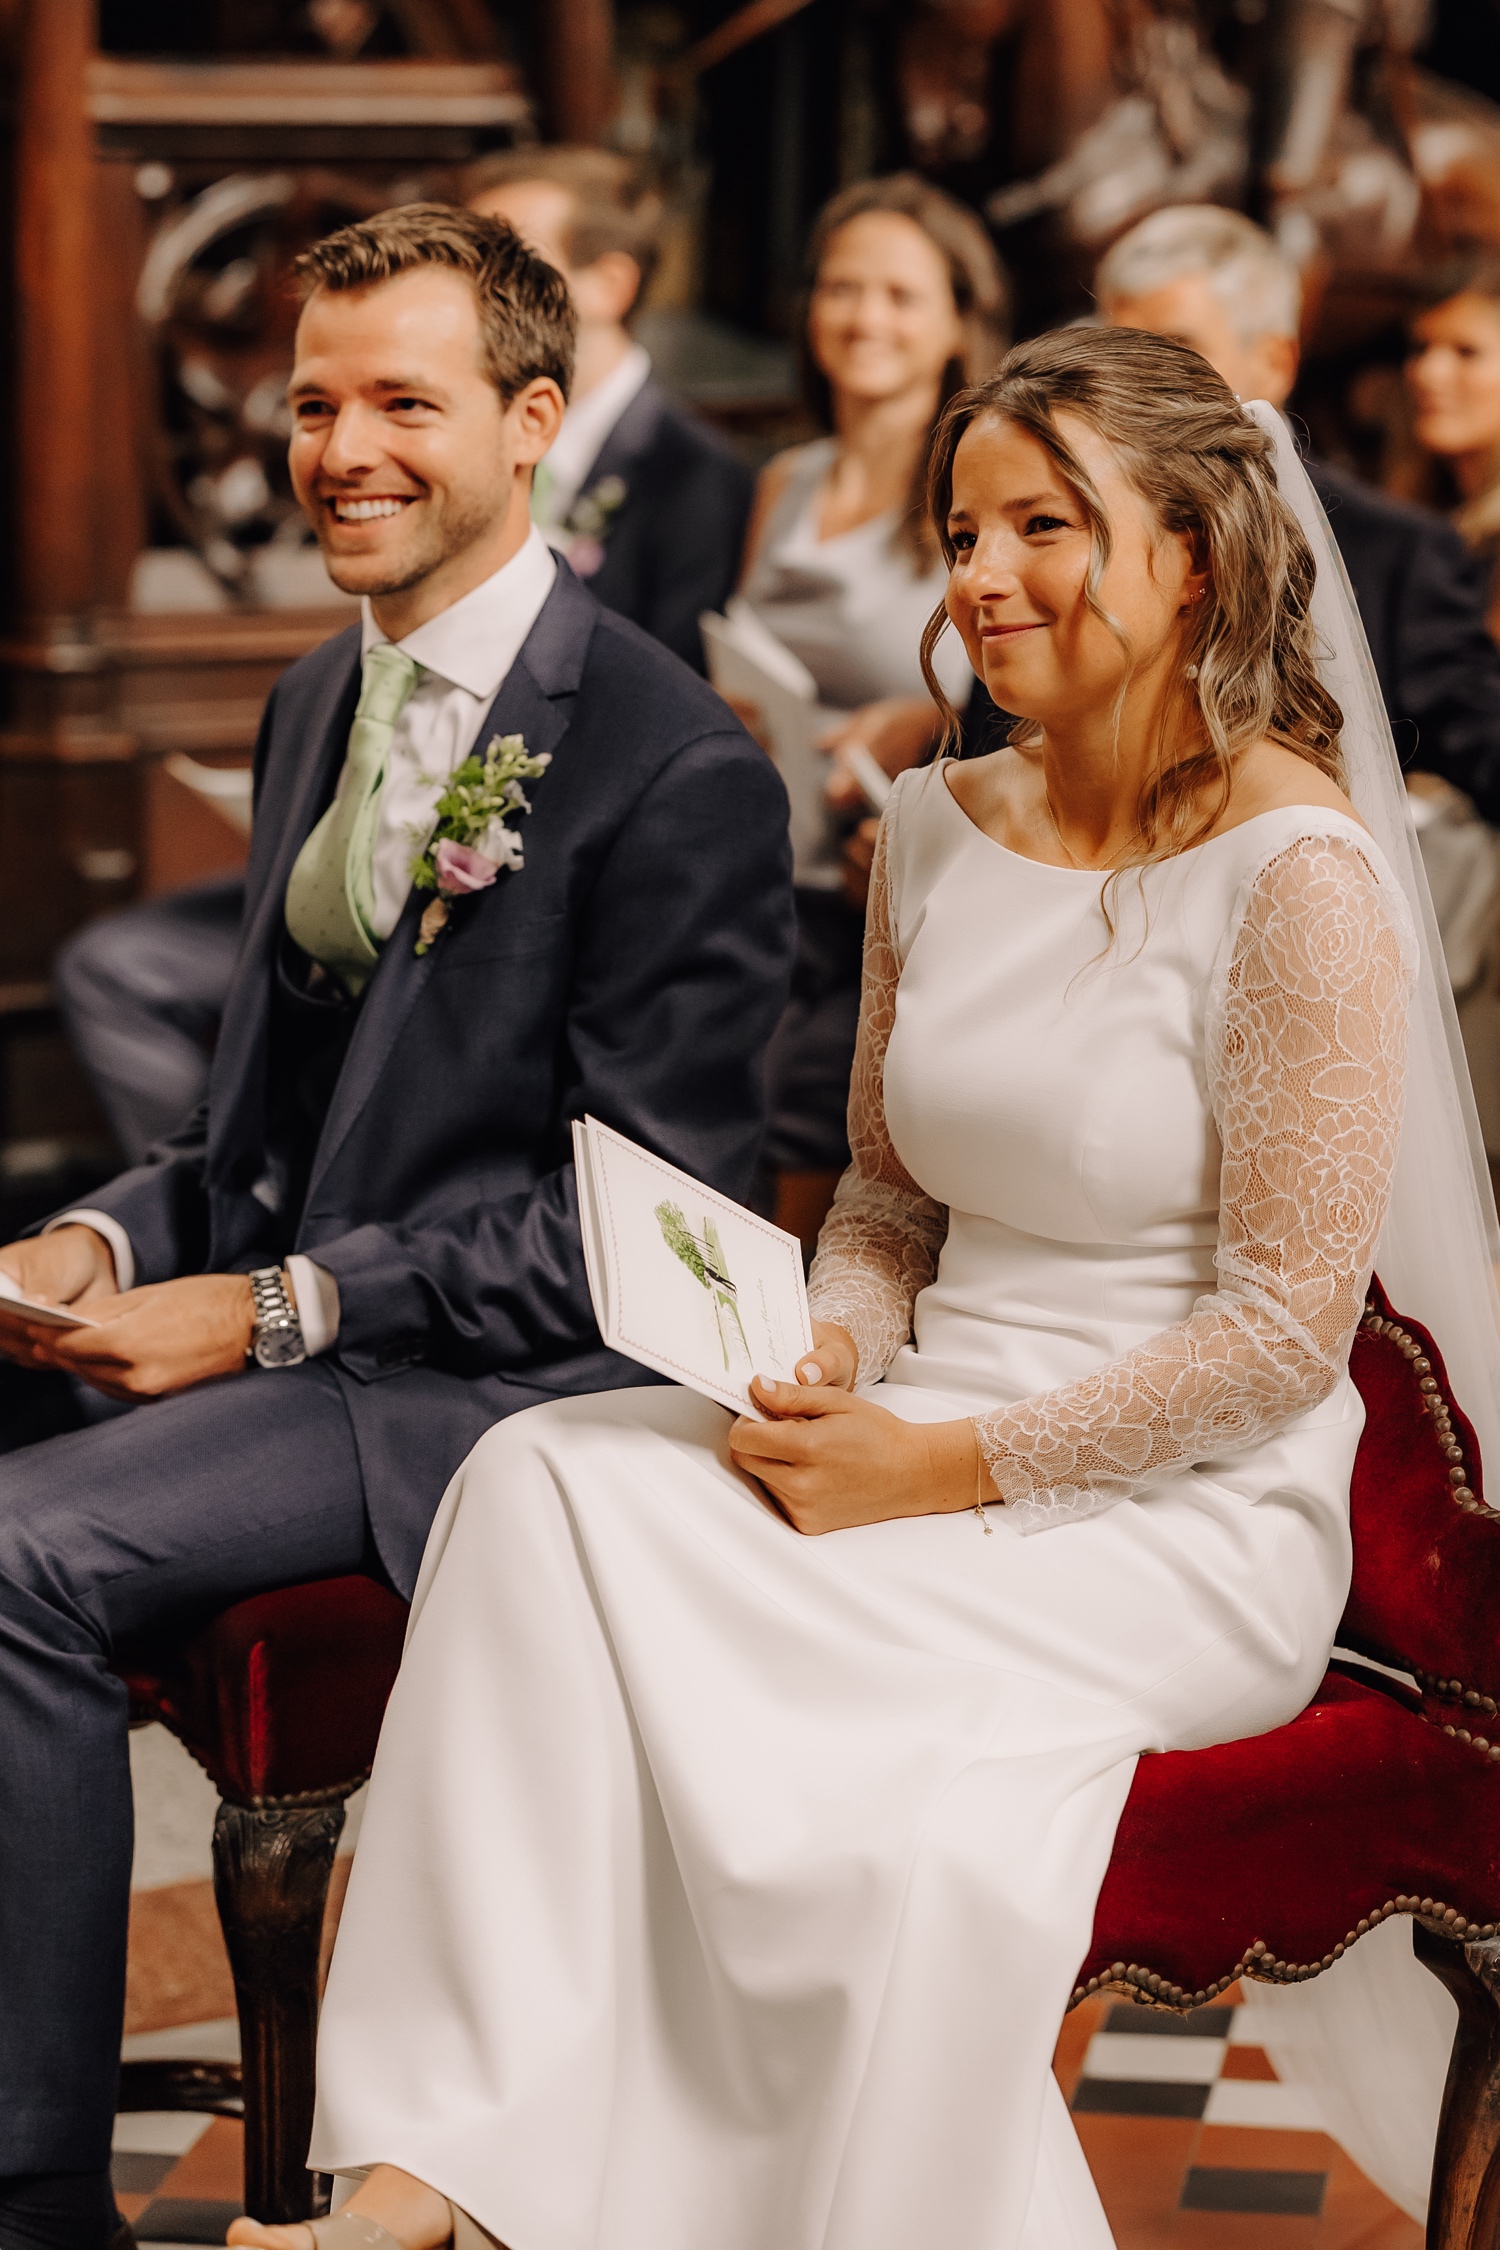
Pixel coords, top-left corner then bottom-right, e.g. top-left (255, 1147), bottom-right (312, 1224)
top-left (208, 628), bottom-right (361, 1182)
top-left (302, 570), bottom-right (596, 1215)
top-left (582, 376), bottom-right (664, 493)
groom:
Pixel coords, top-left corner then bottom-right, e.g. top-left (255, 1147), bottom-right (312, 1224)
top-left (0, 205), bottom-right (792, 2250)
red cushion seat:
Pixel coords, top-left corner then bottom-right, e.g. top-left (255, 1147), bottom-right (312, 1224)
top-left (120, 1575), bottom-right (409, 1805)
top-left (1079, 1662), bottom-right (1500, 2008)
top-left (1079, 1278), bottom-right (1500, 2007)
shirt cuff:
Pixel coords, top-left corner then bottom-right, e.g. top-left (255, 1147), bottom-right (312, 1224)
top-left (286, 1254), bottom-right (340, 1356)
top-left (47, 1211), bottom-right (135, 1294)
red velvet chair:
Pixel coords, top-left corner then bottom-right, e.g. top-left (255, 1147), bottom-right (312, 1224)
top-left (118, 1282), bottom-right (1500, 2241)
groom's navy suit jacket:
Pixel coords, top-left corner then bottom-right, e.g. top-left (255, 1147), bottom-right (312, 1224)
top-left (73, 563), bottom-right (795, 1589)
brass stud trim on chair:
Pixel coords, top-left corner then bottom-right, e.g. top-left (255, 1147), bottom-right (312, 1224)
top-left (1357, 1304), bottom-right (1500, 1729)
top-left (1359, 1303), bottom-right (1491, 1518)
top-left (1068, 1897), bottom-right (1500, 2015)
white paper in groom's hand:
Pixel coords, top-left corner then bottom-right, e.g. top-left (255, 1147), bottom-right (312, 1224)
top-left (573, 1116), bottom-right (813, 1417)
top-left (0, 1270), bottom-right (97, 1329)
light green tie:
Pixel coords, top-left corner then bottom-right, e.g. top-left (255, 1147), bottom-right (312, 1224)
top-left (284, 643), bottom-right (421, 993)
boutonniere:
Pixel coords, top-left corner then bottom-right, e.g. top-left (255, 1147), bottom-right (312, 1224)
top-left (559, 473), bottom-right (628, 580)
top-left (410, 732), bottom-right (552, 955)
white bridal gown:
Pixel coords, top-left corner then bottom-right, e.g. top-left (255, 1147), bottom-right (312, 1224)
top-left (311, 762), bottom-right (1415, 2250)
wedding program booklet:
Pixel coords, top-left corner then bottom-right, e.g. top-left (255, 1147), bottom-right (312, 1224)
top-left (573, 1116), bottom-right (814, 1417)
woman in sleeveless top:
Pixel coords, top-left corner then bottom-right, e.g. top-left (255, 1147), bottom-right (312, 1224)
top-left (736, 177), bottom-right (1005, 1245)
top-left (234, 327), bottom-right (1417, 2250)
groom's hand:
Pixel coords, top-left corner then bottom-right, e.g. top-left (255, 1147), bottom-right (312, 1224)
top-left (0, 1225), bottom-right (121, 1367)
top-left (43, 1274), bottom-right (256, 1402)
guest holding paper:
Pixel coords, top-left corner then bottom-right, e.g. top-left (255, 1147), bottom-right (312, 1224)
top-left (738, 175), bottom-right (1006, 1242)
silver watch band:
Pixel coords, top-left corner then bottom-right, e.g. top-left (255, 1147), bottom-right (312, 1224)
top-left (248, 1264), bottom-right (306, 1367)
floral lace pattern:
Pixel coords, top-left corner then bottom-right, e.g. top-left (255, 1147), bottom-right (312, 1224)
top-left (807, 813), bottom-right (948, 1377)
top-left (807, 823), bottom-right (1414, 1533)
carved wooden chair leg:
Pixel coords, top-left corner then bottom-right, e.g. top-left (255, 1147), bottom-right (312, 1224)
top-left (1417, 1921), bottom-right (1500, 2249)
top-left (213, 1798), bottom-right (347, 2225)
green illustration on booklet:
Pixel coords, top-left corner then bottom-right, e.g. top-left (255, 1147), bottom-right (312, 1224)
top-left (572, 1115), bottom-right (813, 1416)
top-left (654, 1202), bottom-right (751, 1373)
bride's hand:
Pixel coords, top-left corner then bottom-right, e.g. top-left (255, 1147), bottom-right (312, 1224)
top-left (728, 1370), bottom-right (981, 1535)
top-left (792, 1319), bottom-right (860, 1390)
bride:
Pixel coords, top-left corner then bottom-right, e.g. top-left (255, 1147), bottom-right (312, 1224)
top-left (233, 324), bottom-right (1430, 2250)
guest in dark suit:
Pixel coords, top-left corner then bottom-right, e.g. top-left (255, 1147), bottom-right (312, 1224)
top-left (466, 145), bottom-right (753, 672)
top-left (55, 150), bottom-right (755, 1167)
top-left (0, 205), bottom-right (792, 2250)
top-left (52, 874), bottom-right (246, 1164)
top-left (1096, 205), bottom-right (1500, 820)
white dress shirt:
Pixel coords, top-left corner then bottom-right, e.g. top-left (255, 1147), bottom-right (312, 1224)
top-left (57, 526), bottom-right (559, 1354)
top-left (361, 525), bottom-right (557, 935)
top-left (533, 342), bottom-right (651, 534)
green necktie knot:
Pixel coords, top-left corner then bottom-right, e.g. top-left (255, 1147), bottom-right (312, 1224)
top-left (283, 642), bottom-right (423, 991)
top-left (357, 641), bottom-right (422, 727)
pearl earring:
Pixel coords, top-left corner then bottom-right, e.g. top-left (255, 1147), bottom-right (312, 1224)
top-left (1184, 663), bottom-right (1199, 680)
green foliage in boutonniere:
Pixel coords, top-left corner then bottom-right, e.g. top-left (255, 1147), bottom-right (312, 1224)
top-left (560, 474), bottom-right (628, 581)
top-left (410, 732), bottom-right (552, 955)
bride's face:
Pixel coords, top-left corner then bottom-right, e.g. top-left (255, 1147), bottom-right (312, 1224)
top-left (943, 412), bottom-right (1202, 729)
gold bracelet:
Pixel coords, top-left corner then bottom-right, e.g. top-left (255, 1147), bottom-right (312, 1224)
top-left (974, 1437), bottom-right (991, 1534)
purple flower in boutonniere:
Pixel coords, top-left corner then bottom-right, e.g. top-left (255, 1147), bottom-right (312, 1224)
top-left (434, 838), bottom-right (502, 893)
top-left (565, 534), bottom-right (607, 581)
top-left (411, 731), bottom-right (552, 955)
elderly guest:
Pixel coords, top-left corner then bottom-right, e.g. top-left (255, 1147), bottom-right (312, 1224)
top-left (1097, 204), bottom-right (1500, 825)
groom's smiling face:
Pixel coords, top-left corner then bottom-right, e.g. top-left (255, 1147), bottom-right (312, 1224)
top-left (288, 264), bottom-right (561, 623)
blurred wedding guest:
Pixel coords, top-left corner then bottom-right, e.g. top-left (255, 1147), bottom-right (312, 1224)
top-left (56, 151), bottom-right (752, 1166)
top-left (54, 877), bottom-right (242, 1165)
top-left (466, 146), bottom-right (752, 671)
top-left (742, 174), bottom-right (1006, 1243)
top-left (1097, 205), bottom-right (1500, 824)
top-left (1408, 256), bottom-right (1500, 640)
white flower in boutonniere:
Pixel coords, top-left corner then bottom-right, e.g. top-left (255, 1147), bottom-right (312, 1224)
top-left (559, 473), bottom-right (628, 581)
top-left (410, 732), bottom-right (552, 955)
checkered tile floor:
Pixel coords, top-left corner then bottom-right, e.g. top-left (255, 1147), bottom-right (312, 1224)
top-left (1056, 1986), bottom-right (1422, 2246)
top-left (115, 1989), bottom-right (1419, 2246)
top-left (115, 2020), bottom-right (244, 2247)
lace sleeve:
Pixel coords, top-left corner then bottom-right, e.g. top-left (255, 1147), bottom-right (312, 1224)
top-left (975, 832), bottom-right (1415, 1533)
top-left (805, 807), bottom-right (949, 1380)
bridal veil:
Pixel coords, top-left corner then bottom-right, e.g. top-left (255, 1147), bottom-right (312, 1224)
top-left (1229, 403), bottom-right (1500, 2221)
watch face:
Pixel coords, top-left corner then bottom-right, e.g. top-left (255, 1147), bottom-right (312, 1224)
top-left (254, 1324), bottom-right (307, 1369)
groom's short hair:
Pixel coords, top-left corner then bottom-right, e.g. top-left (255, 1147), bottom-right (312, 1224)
top-left (294, 202), bottom-right (576, 404)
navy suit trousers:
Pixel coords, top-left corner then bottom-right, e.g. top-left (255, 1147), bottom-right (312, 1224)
top-left (0, 1360), bottom-right (540, 2174)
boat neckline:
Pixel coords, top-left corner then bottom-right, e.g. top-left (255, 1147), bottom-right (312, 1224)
top-left (935, 762), bottom-right (1374, 875)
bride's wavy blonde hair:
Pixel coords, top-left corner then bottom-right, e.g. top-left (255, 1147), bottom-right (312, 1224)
top-left (920, 325), bottom-right (1344, 867)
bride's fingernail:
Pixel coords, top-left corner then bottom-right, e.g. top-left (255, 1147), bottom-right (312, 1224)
top-left (797, 1361), bottom-right (819, 1383)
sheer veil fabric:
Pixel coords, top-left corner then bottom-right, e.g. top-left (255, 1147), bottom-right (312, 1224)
top-left (1233, 403), bottom-right (1499, 2220)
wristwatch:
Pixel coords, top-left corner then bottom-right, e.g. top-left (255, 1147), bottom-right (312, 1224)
top-left (248, 1265), bottom-right (307, 1369)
